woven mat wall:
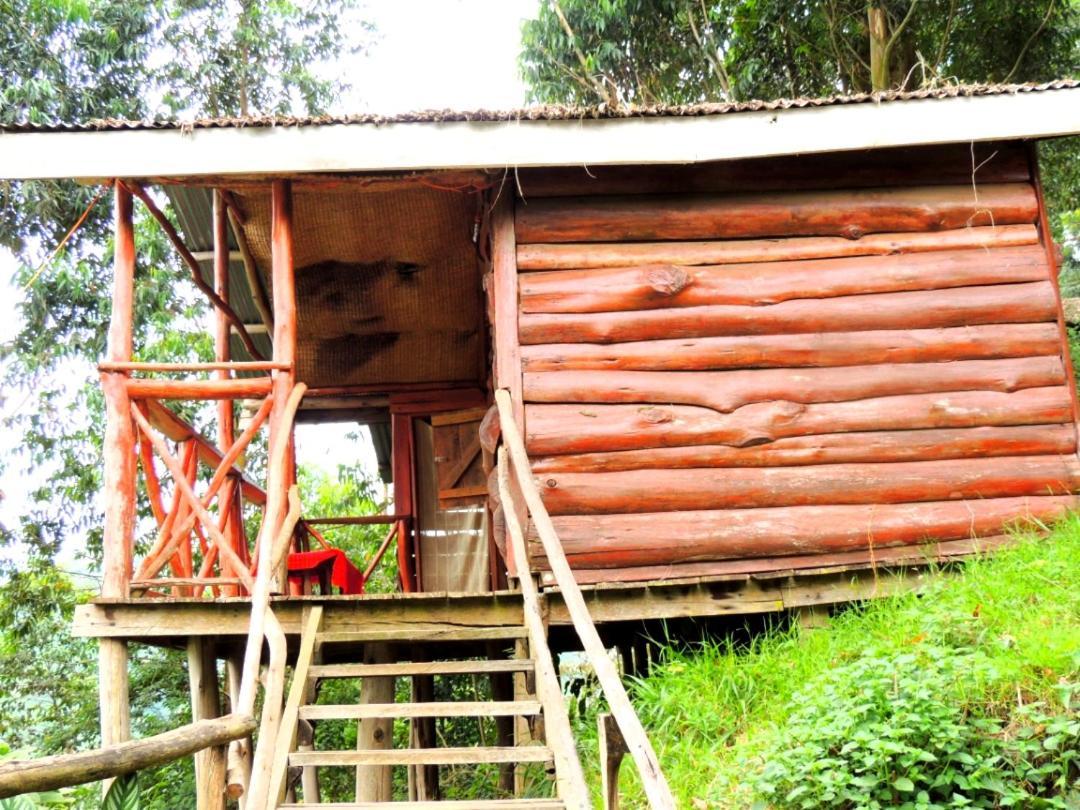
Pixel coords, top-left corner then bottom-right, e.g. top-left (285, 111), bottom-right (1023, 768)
top-left (236, 185), bottom-right (484, 389)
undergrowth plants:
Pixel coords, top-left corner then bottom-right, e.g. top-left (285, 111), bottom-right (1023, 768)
top-left (594, 516), bottom-right (1080, 808)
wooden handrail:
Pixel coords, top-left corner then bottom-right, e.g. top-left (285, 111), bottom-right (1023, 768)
top-left (0, 714), bottom-right (255, 798)
top-left (497, 447), bottom-right (591, 808)
top-left (494, 388), bottom-right (676, 810)
top-left (236, 382), bottom-right (307, 806)
top-left (126, 377), bottom-right (273, 400)
top-left (304, 514), bottom-right (408, 526)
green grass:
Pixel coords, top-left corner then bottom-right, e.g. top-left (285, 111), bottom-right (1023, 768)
top-left (582, 517), bottom-right (1080, 808)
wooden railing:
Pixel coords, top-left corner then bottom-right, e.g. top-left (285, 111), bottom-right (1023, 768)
top-left (494, 388), bottom-right (676, 810)
top-left (114, 365), bottom-right (281, 599)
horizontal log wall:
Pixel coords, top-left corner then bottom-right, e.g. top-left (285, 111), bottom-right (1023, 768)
top-left (514, 142), bottom-right (1079, 581)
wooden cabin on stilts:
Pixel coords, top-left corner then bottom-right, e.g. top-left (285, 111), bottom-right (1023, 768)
top-left (1, 80), bottom-right (1079, 807)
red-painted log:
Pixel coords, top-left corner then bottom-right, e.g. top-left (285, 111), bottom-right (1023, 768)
top-left (559, 535), bottom-right (1016, 585)
top-left (538, 456), bottom-right (1080, 516)
top-left (530, 424), bottom-right (1077, 473)
top-left (528, 495), bottom-right (1075, 568)
top-left (125, 378), bottom-right (273, 401)
top-left (521, 323), bottom-right (1062, 373)
top-left (514, 142), bottom-right (1030, 198)
top-left (515, 184), bottom-right (1039, 243)
top-left (524, 356), bottom-right (1063, 414)
top-left (518, 281), bottom-right (1057, 344)
top-left (524, 386), bottom-right (1072, 455)
top-left (516, 225), bottom-right (1039, 270)
top-left (519, 245), bottom-right (1048, 313)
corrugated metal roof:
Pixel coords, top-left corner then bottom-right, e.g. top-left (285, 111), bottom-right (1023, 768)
top-left (4, 80), bottom-right (1077, 133)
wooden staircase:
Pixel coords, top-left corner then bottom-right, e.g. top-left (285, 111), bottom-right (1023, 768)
top-left (268, 605), bottom-right (585, 808)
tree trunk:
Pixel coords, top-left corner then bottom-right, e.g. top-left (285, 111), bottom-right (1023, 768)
top-left (868, 6), bottom-right (889, 91)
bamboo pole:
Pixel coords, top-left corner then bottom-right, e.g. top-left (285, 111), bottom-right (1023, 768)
top-left (99, 180), bottom-right (136, 780)
top-left (223, 194), bottom-right (275, 333)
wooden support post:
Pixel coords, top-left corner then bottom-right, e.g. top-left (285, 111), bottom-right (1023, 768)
top-left (99, 180), bottom-right (136, 787)
top-left (598, 713), bottom-right (628, 810)
top-left (392, 417), bottom-right (417, 592)
top-left (488, 641), bottom-right (516, 796)
top-left (296, 719), bottom-right (319, 802)
top-left (188, 640), bottom-right (226, 810)
top-left (794, 605), bottom-right (830, 631)
top-left (225, 656), bottom-right (251, 806)
top-left (355, 643), bottom-right (395, 802)
top-left (269, 179), bottom-right (296, 589)
top-left (409, 644), bottom-right (438, 801)
top-left (213, 190), bottom-right (242, 596)
top-left (491, 193), bottom-right (523, 436)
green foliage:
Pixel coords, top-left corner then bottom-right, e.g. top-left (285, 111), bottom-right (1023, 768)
top-left (604, 517), bottom-right (1080, 807)
top-left (0, 0), bottom-right (372, 563)
top-left (520, 1), bottom-right (1079, 106)
top-left (0, 566), bottom-right (194, 809)
top-left (101, 774), bottom-right (140, 810)
top-left (297, 458), bottom-right (398, 592)
top-left (158, 0), bottom-right (369, 118)
top-left (753, 648), bottom-right (1080, 808)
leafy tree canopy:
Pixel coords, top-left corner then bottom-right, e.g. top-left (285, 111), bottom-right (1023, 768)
top-left (520, 0), bottom-right (1079, 106)
top-left (0, 0), bottom-right (371, 561)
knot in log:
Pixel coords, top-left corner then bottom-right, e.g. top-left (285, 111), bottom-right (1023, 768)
top-left (637, 406), bottom-right (674, 424)
top-left (644, 265), bottom-right (692, 296)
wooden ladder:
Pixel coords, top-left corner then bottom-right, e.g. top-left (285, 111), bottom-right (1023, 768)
top-left (268, 601), bottom-right (589, 808)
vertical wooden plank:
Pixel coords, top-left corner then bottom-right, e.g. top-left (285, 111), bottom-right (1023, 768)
top-left (355, 642), bottom-right (395, 802)
top-left (492, 193), bottom-right (523, 433)
top-left (1030, 143), bottom-right (1080, 452)
top-left (99, 180), bottom-right (136, 776)
top-left (188, 639), bottom-right (226, 810)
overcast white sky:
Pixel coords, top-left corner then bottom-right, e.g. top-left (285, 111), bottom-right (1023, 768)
top-left (0, 0), bottom-right (539, 560)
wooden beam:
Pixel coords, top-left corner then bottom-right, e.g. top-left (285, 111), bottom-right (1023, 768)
top-left (0, 716), bottom-right (255, 798)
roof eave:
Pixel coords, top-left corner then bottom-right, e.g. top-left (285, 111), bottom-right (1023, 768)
top-left (1, 86), bottom-right (1078, 182)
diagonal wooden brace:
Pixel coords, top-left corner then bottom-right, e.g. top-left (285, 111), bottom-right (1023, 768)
top-left (131, 405), bottom-right (256, 592)
top-left (134, 397), bottom-right (273, 583)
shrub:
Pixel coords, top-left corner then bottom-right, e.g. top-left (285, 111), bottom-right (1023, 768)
top-left (750, 646), bottom-right (1080, 809)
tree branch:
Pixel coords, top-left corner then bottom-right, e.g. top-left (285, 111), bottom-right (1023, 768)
top-left (1003, 0), bottom-right (1057, 83)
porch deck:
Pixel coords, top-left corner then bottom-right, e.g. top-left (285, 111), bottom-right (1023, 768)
top-left (72, 558), bottom-right (945, 648)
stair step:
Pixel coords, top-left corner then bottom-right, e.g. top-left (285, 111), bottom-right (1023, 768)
top-left (289, 745), bottom-right (554, 767)
top-left (279, 801), bottom-right (565, 809)
top-left (300, 700), bottom-right (542, 721)
top-left (309, 658), bottom-right (533, 679)
top-left (317, 626), bottom-right (526, 644)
